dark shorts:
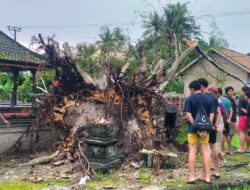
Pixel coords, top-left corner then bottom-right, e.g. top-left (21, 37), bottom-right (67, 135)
top-left (223, 124), bottom-right (230, 136)
top-left (209, 130), bottom-right (217, 144)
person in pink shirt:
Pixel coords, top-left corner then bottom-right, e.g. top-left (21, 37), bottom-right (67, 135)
top-left (53, 80), bottom-right (60, 94)
top-left (53, 80), bottom-right (60, 87)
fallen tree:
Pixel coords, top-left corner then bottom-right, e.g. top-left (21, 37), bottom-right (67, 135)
top-left (8, 32), bottom-right (247, 177)
top-left (25, 31), bottom-right (240, 178)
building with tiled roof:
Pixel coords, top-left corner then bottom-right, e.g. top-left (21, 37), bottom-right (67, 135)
top-left (212, 48), bottom-right (250, 72)
top-left (0, 30), bottom-right (52, 71)
top-left (180, 47), bottom-right (250, 95)
top-left (0, 30), bottom-right (53, 106)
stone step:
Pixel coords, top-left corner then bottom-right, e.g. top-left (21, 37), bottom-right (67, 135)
top-left (90, 158), bottom-right (121, 171)
top-left (85, 138), bottom-right (118, 146)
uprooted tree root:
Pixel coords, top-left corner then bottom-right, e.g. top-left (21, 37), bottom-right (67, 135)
top-left (50, 85), bottom-right (181, 167)
top-left (11, 34), bottom-right (187, 177)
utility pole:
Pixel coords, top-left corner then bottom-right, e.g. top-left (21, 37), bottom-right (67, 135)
top-left (7, 26), bottom-right (22, 41)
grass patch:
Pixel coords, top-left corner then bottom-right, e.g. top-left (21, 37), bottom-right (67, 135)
top-left (86, 172), bottom-right (124, 190)
top-left (9, 163), bottom-right (18, 169)
top-left (46, 179), bottom-right (71, 186)
top-left (231, 133), bottom-right (240, 149)
top-left (176, 124), bottom-right (188, 145)
top-left (165, 180), bottom-right (186, 188)
top-left (0, 168), bottom-right (8, 175)
top-left (224, 132), bottom-right (240, 150)
top-left (225, 153), bottom-right (250, 166)
top-left (139, 168), bottom-right (150, 183)
top-left (94, 172), bottom-right (107, 180)
top-left (0, 180), bottom-right (47, 190)
top-left (0, 179), bottom-right (71, 190)
top-left (226, 186), bottom-right (250, 190)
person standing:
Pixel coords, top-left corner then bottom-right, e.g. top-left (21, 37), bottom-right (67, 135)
top-left (216, 88), bottom-right (233, 157)
top-left (184, 80), bottom-right (214, 184)
top-left (198, 78), bottom-right (221, 178)
top-left (237, 86), bottom-right (250, 152)
top-left (224, 86), bottom-right (238, 155)
top-left (0, 113), bottom-right (10, 127)
top-left (244, 90), bottom-right (250, 151)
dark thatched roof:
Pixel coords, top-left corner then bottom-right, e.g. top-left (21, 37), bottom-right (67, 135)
top-left (0, 31), bottom-right (52, 71)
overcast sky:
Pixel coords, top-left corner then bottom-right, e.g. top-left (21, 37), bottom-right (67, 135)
top-left (1, 0), bottom-right (250, 53)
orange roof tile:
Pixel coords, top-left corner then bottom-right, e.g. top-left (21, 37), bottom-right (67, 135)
top-left (219, 48), bottom-right (250, 70)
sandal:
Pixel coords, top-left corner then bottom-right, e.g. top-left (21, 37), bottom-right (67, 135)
top-left (221, 152), bottom-right (226, 156)
top-left (186, 177), bottom-right (198, 184)
top-left (186, 180), bottom-right (196, 184)
top-left (212, 174), bottom-right (220, 179)
top-left (197, 177), bottom-right (212, 184)
top-left (205, 180), bottom-right (212, 184)
top-left (236, 149), bottom-right (245, 153)
top-left (196, 175), bottom-right (205, 181)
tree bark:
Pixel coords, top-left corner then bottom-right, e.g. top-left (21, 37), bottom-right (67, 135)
top-left (118, 59), bottom-right (132, 79)
top-left (137, 42), bottom-right (148, 73)
top-left (158, 45), bottom-right (196, 91)
top-left (20, 151), bottom-right (59, 166)
top-left (173, 33), bottom-right (179, 59)
top-left (75, 64), bottom-right (99, 87)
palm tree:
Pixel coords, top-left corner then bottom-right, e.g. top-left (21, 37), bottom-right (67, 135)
top-left (162, 2), bottom-right (200, 40)
top-left (142, 12), bottom-right (163, 38)
top-left (97, 26), bottom-right (114, 54)
top-left (113, 27), bottom-right (127, 49)
top-left (141, 2), bottom-right (201, 91)
top-left (142, 2), bottom-right (200, 46)
top-left (142, 2), bottom-right (200, 61)
top-left (97, 26), bottom-right (128, 55)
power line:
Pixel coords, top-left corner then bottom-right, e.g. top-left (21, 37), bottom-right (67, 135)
top-left (197, 10), bottom-right (250, 19)
top-left (140, 0), bottom-right (160, 14)
top-left (7, 26), bottom-right (22, 41)
top-left (9, 9), bottom-right (250, 30)
top-left (8, 23), bottom-right (238, 46)
top-left (19, 22), bottom-right (141, 29)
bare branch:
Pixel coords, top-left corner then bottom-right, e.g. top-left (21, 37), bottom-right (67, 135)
top-left (36, 86), bottom-right (48, 93)
top-left (173, 33), bottom-right (179, 59)
top-left (167, 46), bottom-right (195, 76)
top-left (63, 42), bottom-right (74, 60)
top-left (78, 141), bottom-right (96, 178)
top-left (137, 41), bottom-right (148, 73)
top-left (76, 64), bottom-right (99, 87)
top-left (157, 41), bottom-right (197, 91)
top-left (36, 73), bottom-right (48, 93)
top-left (118, 59), bottom-right (132, 79)
top-left (152, 59), bottom-right (166, 76)
top-left (20, 151), bottom-right (59, 166)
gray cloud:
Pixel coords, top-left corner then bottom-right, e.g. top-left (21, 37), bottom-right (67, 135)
top-left (1, 0), bottom-right (250, 53)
